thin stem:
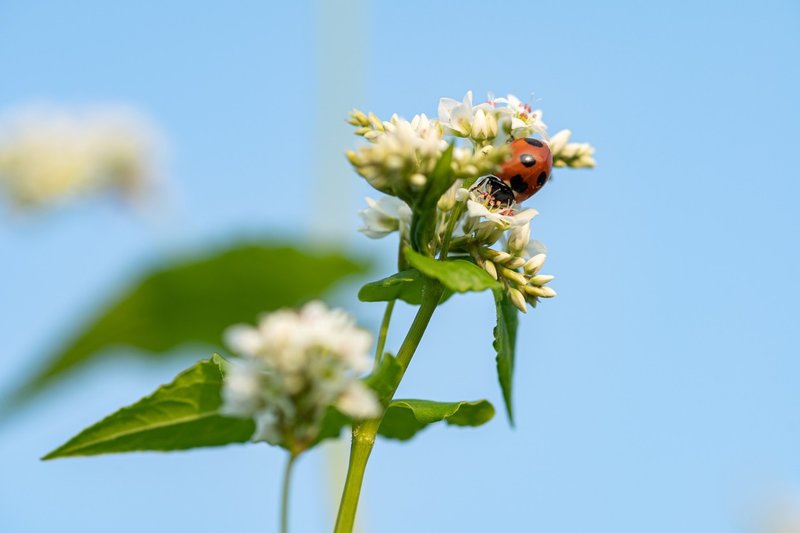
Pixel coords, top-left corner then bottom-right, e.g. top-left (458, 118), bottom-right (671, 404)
top-left (373, 300), bottom-right (395, 369)
top-left (281, 453), bottom-right (297, 533)
top-left (334, 280), bottom-right (444, 533)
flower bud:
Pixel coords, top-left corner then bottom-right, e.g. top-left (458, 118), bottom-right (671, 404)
top-left (499, 266), bottom-right (528, 286)
top-left (524, 285), bottom-right (557, 298)
top-left (474, 221), bottom-right (503, 245)
top-left (523, 253), bottom-right (547, 274)
top-left (529, 274), bottom-right (554, 286)
top-left (483, 259), bottom-right (498, 280)
top-left (505, 256), bottom-right (526, 269)
top-left (508, 287), bottom-right (528, 313)
top-left (507, 222), bottom-right (531, 256)
top-left (409, 173), bottom-right (427, 190)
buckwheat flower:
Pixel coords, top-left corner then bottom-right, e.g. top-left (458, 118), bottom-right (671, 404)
top-left (358, 195), bottom-right (412, 239)
top-left (0, 104), bottom-right (162, 211)
top-left (466, 198), bottom-right (539, 229)
top-left (494, 94), bottom-right (548, 139)
top-left (222, 301), bottom-right (381, 450)
top-left (438, 91), bottom-right (476, 137)
top-left (549, 129), bottom-right (596, 168)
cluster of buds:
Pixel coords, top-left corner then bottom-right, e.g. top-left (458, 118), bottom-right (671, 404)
top-left (222, 301), bottom-right (381, 452)
top-left (456, 194), bottom-right (556, 312)
top-left (550, 129), bottom-right (596, 168)
top-left (346, 114), bottom-right (446, 199)
top-left (475, 247), bottom-right (555, 312)
top-left (0, 104), bottom-right (162, 212)
top-left (347, 108), bottom-right (508, 202)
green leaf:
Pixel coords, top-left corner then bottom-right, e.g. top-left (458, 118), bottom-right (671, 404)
top-left (43, 355), bottom-right (254, 459)
top-left (365, 353), bottom-right (403, 403)
top-left (378, 399), bottom-right (495, 441)
top-left (493, 289), bottom-right (519, 425)
top-left (4, 242), bottom-right (367, 414)
top-left (404, 248), bottom-right (501, 293)
top-left (358, 270), bottom-right (454, 306)
top-left (410, 143), bottom-right (456, 254)
top-left (358, 270), bottom-right (426, 305)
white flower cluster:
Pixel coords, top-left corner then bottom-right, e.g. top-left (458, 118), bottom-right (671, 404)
top-left (550, 129), bottom-right (596, 168)
top-left (347, 102), bottom-right (509, 201)
top-left (0, 105), bottom-right (162, 211)
top-left (438, 91), bottom-right (547, 145)
top-left (222, 301), bottom-right (381, 448)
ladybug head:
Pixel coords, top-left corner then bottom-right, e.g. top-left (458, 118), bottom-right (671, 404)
top-left (470, 175), bottom-right (515, 210)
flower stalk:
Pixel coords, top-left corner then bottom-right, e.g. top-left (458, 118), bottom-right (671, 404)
top-left (334, 279), bottom-right (444, 533)
top-left (281, 453), bottom-right (297, 533)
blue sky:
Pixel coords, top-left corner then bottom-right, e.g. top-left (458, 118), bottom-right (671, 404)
top-left (1, 1), bottom-right (799, 532)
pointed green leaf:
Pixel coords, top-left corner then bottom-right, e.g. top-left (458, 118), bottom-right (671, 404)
top-left (358, 270), bottom-right (426, 305)
top-left (410, 143), bottom-right (456, 254)
top-left (378, 399), bottom-right (495, 441)
top-left (493, 289), bottom-right (519, 425)
top-left (405, 248), bottom-right (501, 293)
top-left (43, 355), bottom-right (254, 459)
top-left (4, 242), bottom-right (367, 414)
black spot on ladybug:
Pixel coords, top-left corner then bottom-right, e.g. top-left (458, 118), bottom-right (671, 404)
top-left (510, 174), bottom-right (529, 193)
top-left (524, 138), bottom-right (544, 147)
top-left (537, 172), bottom-right (548, 187)
top-left (520, 154), bottom-right (536, 167)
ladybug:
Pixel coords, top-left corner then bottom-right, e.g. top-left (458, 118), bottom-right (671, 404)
top-left (496, 137), bottom-right (553, 203)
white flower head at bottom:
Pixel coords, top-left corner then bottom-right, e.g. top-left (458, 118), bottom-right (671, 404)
top-left (221, 301), bottom-right (381, 449)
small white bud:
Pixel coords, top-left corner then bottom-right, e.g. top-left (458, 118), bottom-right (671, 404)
top-left (529, 274), bottom-right (554, 286)
top-left (505, 256), bottom-right (526, 269)
top-left (499, 267), bottom-right (528, 286)
top-left (523, 253), bottom-right (547, 274)
top-left (524, 285), bottom-right (557, 298)
top-left (507, 223), bottom-right (531, 256)
top-left (508, 287), bottom-right (528, 313)
top-left (493, 251), bottom-right (512, 264)
top-left (409, 173), bottom-right (427, 189)
top-left (483, 260), bottom-right (498, 280)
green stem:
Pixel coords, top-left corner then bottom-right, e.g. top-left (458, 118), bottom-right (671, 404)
top-left (333, 280), bottom-right (444, 533)
top-left (281, 453), bottom-right (296, 533)
top-left (373, 300), bottom-right (395, 369)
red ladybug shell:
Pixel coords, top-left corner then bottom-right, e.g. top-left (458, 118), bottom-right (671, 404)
top-left (497, 138), bottom-right (553, 202)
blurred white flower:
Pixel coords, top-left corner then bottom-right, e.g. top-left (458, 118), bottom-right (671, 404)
top-left (0, 104), bottom-right (163, 212)
top-left (549, 129), bottom-right (596, 168)
top-left (358, 196), bottom-right (412, 239)
top-left (222, 301), bottom-right (381, 448)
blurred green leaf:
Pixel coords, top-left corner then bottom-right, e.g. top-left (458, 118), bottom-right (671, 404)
top-left (378, 399), bottom-right (495, 441)
top-left (43, 355), bottom-right (254, 459)
top-left (493, 289), bottom-right (519, 425)
top-left (410, 143), bottom-right (455, 254)
top-left (404, 248), bottom-right (501, 293)
top-left (4, 243), bottom-right (367, 414)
